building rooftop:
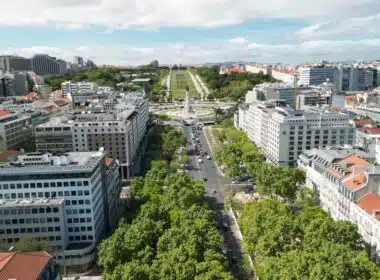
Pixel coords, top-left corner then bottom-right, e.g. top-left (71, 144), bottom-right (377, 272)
top-left (0, 251), bottom-right (51, 280)
top-left (37, 117), bottom-right (73, 127)
top-left (255, 82), bottom-right (294, 90)
top-left (0, 109), bottom-right (10, 117)
top-left (0, 150), bottom-right (24, 163)
top-left (358, 127), bottom-right (380, 135)
top-left (353, 119), bottom-right (371, 127)
top-left (357, 193), bottom-right (380, 220)
top-left (0, 152), bottom-right (104, 174)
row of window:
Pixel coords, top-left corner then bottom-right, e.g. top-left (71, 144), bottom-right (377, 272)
top-left (67, 217), bottom-right (92, 223)
top-left (0, 189), bottom-right (90, 200)
top-left (0, 226), bottom-right (61, 234)
top-left (68, 226), bottom-right (93, 232)
top-left (66, 208), bottom-right (92, 215)
top-left (65, 199), bottom-right (91, 206)
top-left (68, 235), bottom-right (94, 241)
top-left (0, 180), bottom-right (89, 189)
top-left (0, 207), bottom-right (59, 215)
top-left (0, 217), bottom-right (60, 224)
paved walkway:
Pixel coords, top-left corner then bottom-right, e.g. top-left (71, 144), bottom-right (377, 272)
top-left (188, 70), bottom-right (204, 101)
top-left (196, 75), bottom-right (210, 100)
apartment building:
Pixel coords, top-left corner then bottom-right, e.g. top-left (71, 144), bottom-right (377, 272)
top-left (298, 147), bottom-right (380, 263)
top-left (0, 151), bottom-right (120, 273)
top-left (0, 110), bottom-right (33, 152)
top-left (298, 67), bottom-right (340, 89)
top-left (236, 104), bottom-right (355, 166)
top-left (0, 55), bottom-right (32, 72)
top-left (31, 55), bottom-right (63, 76)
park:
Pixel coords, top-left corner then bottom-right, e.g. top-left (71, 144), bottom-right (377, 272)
top-left (169, 70), bottom-right (199, 99)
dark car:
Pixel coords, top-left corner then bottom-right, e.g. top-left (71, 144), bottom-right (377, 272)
top-left (203, 177), bottom-right (208, 181)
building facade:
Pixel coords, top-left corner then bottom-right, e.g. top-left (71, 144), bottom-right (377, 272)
top-left (13, 71), bottom-right (29, 95)
top-left (298, 67), bottom-right (340, 89)
top-left (236, 104), bottom-right (355, 166)
top-left (0, 55), bottom-right (32, 72)
top-left (0, 74), bottom-right (16, 97)
top-left (298, 148), bottom-right (380, 263)
top-left (0, 110), bottom-right (32, 152)
top-left (31, 55), bottom-right (63, 76)
top-left (0, 151), bottom-right (120, 273)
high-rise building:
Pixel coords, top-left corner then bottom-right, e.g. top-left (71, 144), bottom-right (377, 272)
top-left (0, 55), bottom-right (32, 71)
top-left (85, 60), bottom-right (96, 69)
top-left (31, 55), bottom-right (63, 76)
top-left (150, 60), bottom-right (159, 68)
top-left (73, 56), bottom-right (84, 67)
top-left (57, 59), bottom-right (68, 75)
top-left (298, 147), bottom-right (380, 263)
top-left (236, 104), bottom-right (355, 166)
top-left (0, 151), bottom-right (120, 271)
top-left (0, 74), bottom-right (15, 97)
top-left (13, 72), bottom-right (29, 95)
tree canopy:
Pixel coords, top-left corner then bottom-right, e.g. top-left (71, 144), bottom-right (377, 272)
top-left (98, 162), bottom-right (232, 280)
top-left (195, 66), bottom-right (276, 101)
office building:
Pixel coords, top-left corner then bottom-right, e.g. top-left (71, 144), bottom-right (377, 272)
top-left (246, 83), bottom-right (296, 105)
top-left (35, 91), bottom-right (149, 179)
top-left (236, 104), bottom-right (355, 166)
top-left (57, 59), bottom-right (68, 75)
top-left (0, 110), bottom-right (32, 152)
top-left (85, 60), bottom-right (96, 69)
top-left (35, 117), bottom-right (74, 153)
top-left (0, 151), bottom-right (120, 272)
top-left (73, 56), bottom-right (84, 67)
top-left (0, 55), bottom-right (32, 72)
top-left (0, 251), bottom-right (60, 280)
top-left (298, 67), bottom-right (340, 89)
top-left (13, 71), bottom-right (29, 95)
top-left (31, 55), bottom-right (64, 76)
top-left (339, 67), bottom-right (374, 91)
top-left (298, 147), bottom-right (380, 263)
top-left (295, 90), bottom-right (331, 109)
top-left (0, 74), bottom-right (15, 97)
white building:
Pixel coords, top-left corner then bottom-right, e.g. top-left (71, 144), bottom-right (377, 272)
top-left (298, 148), bottom-right (380, 263)
top-left (61, 81), bottom-right (99, 100)
top-left (35, 91), bottom-right (149, 180)
top-left (0, 151), bottom-right (120, 273)
top-left (246, 83), bottom-right (296, 106)
top-left (236, 104), bottom-right (355, 166)
top-left (0, 100), bottom-right (36, 113)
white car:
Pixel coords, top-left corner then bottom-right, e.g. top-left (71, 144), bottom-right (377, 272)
top-left (206, 155), bottom-right (211, 160)
top-left (198, 158), bottom-right (203, 163)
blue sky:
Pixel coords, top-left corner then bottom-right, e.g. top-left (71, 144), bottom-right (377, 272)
top-left (1, 0), bottom-right (380, 65)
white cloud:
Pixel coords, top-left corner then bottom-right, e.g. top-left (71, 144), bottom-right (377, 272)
top-left (296, 13), bottom-right (380, 39)
top-left (1, 0), bottom-right (380, 29)
top-left (3, 38), bottom-right (380, 66)
top-left (228, 37), bottom-right (249, 45)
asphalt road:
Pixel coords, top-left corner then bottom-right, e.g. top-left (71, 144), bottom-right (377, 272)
top-left (183, 124), bottom-right (248, 280)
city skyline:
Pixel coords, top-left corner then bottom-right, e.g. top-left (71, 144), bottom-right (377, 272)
top-left (1, 0), bottom-right (379, 65)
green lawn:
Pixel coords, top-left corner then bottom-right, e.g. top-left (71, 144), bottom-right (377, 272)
top-left (170, 70), bottom-right (199, 99)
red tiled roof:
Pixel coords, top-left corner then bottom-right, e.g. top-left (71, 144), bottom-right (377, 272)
top-left (357, 193), bottom-right (380, 220)
top-left (344, 171), bottom-right (367, 191)
top-left (0, 150), bottom-right (24, 163)
top-left (0, 251), bottom-right (51, 280)
top-left (0, 110), bottom-right (10, 117)
top-left (353, 119), bottom-right (371, 126)
top-left (358, 127), bottom-right (380, 135)
top-left (105, 157), bottom-right (113, 167)
top-left (328, 155), bottom-right (369, 179)
top-left (41, 105), bottom-right (57, 113)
